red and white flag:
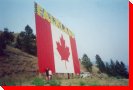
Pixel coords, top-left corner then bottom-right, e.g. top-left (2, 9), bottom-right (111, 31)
top-left (130, 0), bottom-right (133, 4)
top-left (0, 87), bottom-right (4, 90)
top-left (35, 3), bottom-right (80, 74)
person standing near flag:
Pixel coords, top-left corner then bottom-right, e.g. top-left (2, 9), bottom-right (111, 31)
top-left (48, 69), bottom-right (52, 80)
top-left (45, 68), bottom-right (49, 80)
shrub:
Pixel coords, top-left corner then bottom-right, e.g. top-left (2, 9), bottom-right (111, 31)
top-left (116, 76), bottom-right (122, 79)
top-left (5, 82), bottom-right (16, 86)
top-left (79, 81), bottom-right (86, 86)
top-left (87, 81), bottom-right (99, 86)
top-left (32, 78), bottom-right (46, 86)
top-left (0, 80), bottom-right (16, 86)
top-left (48, 80), bottom-right (61, 86)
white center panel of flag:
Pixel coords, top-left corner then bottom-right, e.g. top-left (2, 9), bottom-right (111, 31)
top-left (51, 24), bottom-right (74, 73)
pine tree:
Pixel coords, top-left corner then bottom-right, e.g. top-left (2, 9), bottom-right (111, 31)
top-left (109, 59), bottom-right (117, 76)
top-left (105, 62), bottom-right (111, 76)
top-left (15, 25), bottom-right (37, 55)
top-left (0, 28), bottom-right (14, 56)
top-left (105, 60), bottom-right (129, 78)
top-left (119, 61), bottom-right (129, 78)
top-left (115, 60), bottom-right (121, 77)
top-left (81, 54), bottom-right (93, 72)
top-left (95, 54), bottom-right (106, 73)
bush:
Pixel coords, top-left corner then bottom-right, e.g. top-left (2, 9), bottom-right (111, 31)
top-left (5, 82), bottom-right (16, 86)
top-left (0, 28), bottom-right (14, 56)
top-left (48, 80), bottom-right (61, 86)
top-left (68, 83), bottom-right (72, 86)
top-left (32, 78), bottom-right (46, 86)
top-left (87, 81), bottom-right (99, 86)
top-left (79, 81), bottom-right (86, 86)
top-left (116, 76), bottom-right (123, 79)
top-left (0, 80), bottom-right (16, 86)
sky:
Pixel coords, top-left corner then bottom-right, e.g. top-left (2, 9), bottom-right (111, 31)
top-left (0, 0), bottom-right (129, 65)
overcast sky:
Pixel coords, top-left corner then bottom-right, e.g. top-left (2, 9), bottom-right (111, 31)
top-left (0, 0), bottom-right (129, 65)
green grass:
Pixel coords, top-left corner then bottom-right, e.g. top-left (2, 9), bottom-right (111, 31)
top-left (31, 77), bottom-right (61, 86)
top-left (87, 81), bottom-right (99, 86)
top-left (79, 81), bottom-right (86, 86)
top-left (0, 80), bottom-right (16, 86)
top-left (48, 80), bottom-right (61, 86)
top-left (31, 78), bottom-right (46, 86)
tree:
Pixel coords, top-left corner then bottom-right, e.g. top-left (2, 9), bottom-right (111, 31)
top-left (15, 25), bottom-right (37, 55)
top-left (0, 28), bottom-right (14, 56)
top-left (105, 62), bottom-right (111, 76)
top-left (109, 59), bottom-right (118, 76)
top-left (115, 60), bottom-right (122, 77)
top-left (117, 61), bottom-right (129, 78)
top-left (105, 60), bottom-right (129, 78)
top-left (95, 54), bottom-right (106, 73)
top-left (81, 54), bottom-right (93, 72)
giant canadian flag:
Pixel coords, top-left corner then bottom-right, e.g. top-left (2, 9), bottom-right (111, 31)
top-left (34, 3), bottom-right (80, 74)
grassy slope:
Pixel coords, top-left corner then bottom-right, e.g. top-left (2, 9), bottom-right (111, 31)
top-left (60, 76), bottom-right (128, 86)
top-left (0, 46), bottom-right (129, 86)
top-left (0, 46), bottom-right (38, 85)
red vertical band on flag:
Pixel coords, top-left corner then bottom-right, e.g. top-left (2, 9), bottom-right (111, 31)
top-left (35, 14), bottom-right (55, 73)
top-left (70, 37), bottom-right (80, 74)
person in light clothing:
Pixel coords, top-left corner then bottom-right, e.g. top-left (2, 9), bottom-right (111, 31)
top-left (48, 69), bottom-right (52, 80)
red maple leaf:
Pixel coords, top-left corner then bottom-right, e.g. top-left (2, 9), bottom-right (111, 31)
top-left (56, 35), bottom-right (70, 69)
top-left (56, 35), bottom-right (70, 60)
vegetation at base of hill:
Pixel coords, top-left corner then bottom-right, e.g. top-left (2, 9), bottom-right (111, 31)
top-left (31, 77), bottom-right (61, 86)
top-left (31, 77), bottom-right (46, 86)
top-left (0, 80), bottom-right (16, 86)
top-left (4, 71), bottom-right (128, 86)
top-left (59, 76), bottom-right (128, 86)
top-left (79, 81), bottom-right (86, 86)
top-left (47, 80), bottom-right (61, 86)
top-left (79, 81), bottom-right (99, 86)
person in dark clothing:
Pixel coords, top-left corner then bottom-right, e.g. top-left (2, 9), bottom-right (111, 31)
top-left (45, 68), bottom-right (49, 80)
top-left (1, 82), bottom-right (6, 86)
top-left (68, 73), bottom-right (70, 79)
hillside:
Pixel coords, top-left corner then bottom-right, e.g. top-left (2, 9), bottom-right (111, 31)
top-left (0, 46), bottom-right (38, 84)
top-left (0, 46), bottom-right (128, 86)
